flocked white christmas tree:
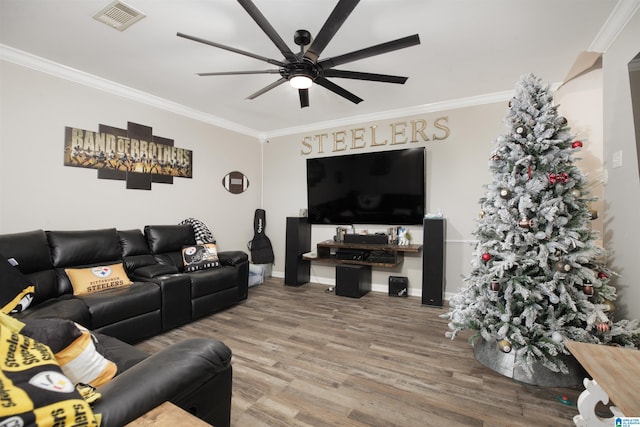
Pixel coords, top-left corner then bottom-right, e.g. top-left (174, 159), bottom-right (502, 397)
top-left (444, 73), bottom-right (639, 378)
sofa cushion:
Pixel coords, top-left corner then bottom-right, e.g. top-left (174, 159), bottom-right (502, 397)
top-left (78, 282), bottom-right (161, 329)
top-left (118, 229), bottom-right (149, 257)
top-left (119, 229), bottom-right (160, 273)
top-left (0, 230), bottom-right (59, 302)
top-left (15, 296), bottom-right (91, 327)
top-left (190, 266), bottom-right (237, 298)
top-left (48, 228), bottom-right (122, 267)
top-left (21, 318), bottom-right (117, 388)
top-left (65, 263), bottom-right (133, 296)
top-left (0, 315), bottom-right (100, 427)
top-left (91, 332), bottom-right (149, 373)
top-left (0, 230), bottom-right (53, 273)
top-left (0, 256), bottom-right (35, 314)
top-left (182, 243), bottom-right (220, 272)
top-left (145, 225), bottom-right (195, 254)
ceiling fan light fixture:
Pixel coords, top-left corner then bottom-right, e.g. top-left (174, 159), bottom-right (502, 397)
top-left (289, 75), bottom-right (313, 89)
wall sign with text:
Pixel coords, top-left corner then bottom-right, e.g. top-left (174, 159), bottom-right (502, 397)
top-left (299, 116), bottom-right (450, 155)
top-left (64, 121), bottom-right (192, 190)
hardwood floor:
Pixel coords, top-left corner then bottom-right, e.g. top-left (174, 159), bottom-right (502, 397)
top-left (135, 278), bottom-right (584, 426)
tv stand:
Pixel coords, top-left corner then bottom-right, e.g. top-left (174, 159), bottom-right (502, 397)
top-left (304, 240), bottom-right (422, 268)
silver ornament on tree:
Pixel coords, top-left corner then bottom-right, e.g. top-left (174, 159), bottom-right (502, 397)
top-left (534, 231), bottom-right (546, 240)
top-left (515, 126), bottom-right (528, 137)
top-left (583, 281), bottom-right (594, 297)
top-left (518, 217), bottom-right (533, 229)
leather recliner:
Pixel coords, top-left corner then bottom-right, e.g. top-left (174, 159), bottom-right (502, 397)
top-left (142, 224), bottom-right (249, 320)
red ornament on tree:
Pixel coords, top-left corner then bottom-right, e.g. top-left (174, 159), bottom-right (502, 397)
top-left (596, 322), bottom-right (610, 333)
top-left (598, 272), bottom-right (608, 279)
top-left (482, 253), bottom-right (492, 262)
top-left (571, 141), bottom-right (583, 148)
top-left (549, 172), bottom-right (569, 184)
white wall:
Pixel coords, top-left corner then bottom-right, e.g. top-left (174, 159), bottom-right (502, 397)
top-left (263, 104), bottom-right (506, 297)
top-left (602, 7), bottom-right (640, 319)
top-left (0, 61), bottom-right (262, 252)
top-left (555, 69), bottom-right (604, 240)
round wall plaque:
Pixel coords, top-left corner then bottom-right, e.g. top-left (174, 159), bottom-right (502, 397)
top-left (222, 171), bottom-right (249, 194)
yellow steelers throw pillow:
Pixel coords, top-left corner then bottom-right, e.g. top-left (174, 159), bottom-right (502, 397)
top-left (65, 263), bottom-right (132, 296)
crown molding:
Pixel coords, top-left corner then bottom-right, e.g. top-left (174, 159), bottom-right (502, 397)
top-left (0, 44), bottom-right (261, 138)
top-left (588, 0), bottom-right (640, 52)
top-left (260, 83), bottom-right (562, 140)
top-left (258, 90), bottom-right (519, 140)
top-left (0, 43), bottom-right (560, 142)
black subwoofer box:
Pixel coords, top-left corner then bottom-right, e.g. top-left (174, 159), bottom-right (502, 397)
top-left (389, 276), bottom-right (408, 297)
top-left (336, 265), bottom-right (371, 298)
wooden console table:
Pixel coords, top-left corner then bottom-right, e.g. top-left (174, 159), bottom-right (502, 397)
top-left (303, 239), bottom-right (422, 268)
top-left (125, 402), bottom-right (211, 426)
top-left (566, 340), bottom-right (640, 426)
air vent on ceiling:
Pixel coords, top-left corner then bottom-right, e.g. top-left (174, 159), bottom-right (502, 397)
top-left (93, 0), bottom-right (146, 31)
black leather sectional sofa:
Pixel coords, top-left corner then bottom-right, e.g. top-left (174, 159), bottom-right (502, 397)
top-left (0, 224), bottom-right (249, 427)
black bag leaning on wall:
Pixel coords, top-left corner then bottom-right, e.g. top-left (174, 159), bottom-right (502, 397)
top-left (248, 209), bottom-right (274, 264)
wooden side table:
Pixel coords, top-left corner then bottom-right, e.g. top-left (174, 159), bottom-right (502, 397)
top-left (566, 341), bottom-right (640, 427)
top-left (125, 402), bottom-right (211, 426)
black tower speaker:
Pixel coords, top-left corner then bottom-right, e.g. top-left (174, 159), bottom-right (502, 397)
top-left (285, 217), bottom-right (311, 286)
top-left (422, 218), bottom-right (445, 306)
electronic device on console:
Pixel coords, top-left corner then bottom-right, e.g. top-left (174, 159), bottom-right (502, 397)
top-left (335, 248), bottom-right (368, 261)
top-left (366, 251), bottom-right (396, 263)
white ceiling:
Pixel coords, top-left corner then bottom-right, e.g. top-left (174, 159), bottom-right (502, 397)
top-left (0, 0), bottom-right (636, 138)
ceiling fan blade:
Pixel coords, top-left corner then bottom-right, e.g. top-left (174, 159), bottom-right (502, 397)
top-left (237, 0), bottom-right (297, 62)
top-left (177, 32), bottom-right (285, 67)
top-left (323, 69), bottom-right (408, 84)
top-left (304, 0), bottom-right (359, 63)
top-left (246, 77), bottom-right (287, 100)
top-left (318, 34), bottom-right (420, 69)
top-left (314, 76), bottom-right (363, 104)
top-left (197, 69), bottom-right (281, 76)
top-left (299, 88), bottom-right (310, 108)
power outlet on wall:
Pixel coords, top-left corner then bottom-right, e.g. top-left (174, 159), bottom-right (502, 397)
top-left (612, 150), bottom-right (623, 168)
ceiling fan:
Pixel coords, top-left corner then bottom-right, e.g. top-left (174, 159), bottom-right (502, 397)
top-left (177, 0), bottom-right (421, 108)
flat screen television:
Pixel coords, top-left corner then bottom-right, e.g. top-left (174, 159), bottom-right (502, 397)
top-left (306, 147), bottom-right (425, 225)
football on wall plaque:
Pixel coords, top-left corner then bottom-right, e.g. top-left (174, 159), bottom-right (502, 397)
top-left (222, 171), bottom-right (250, 194)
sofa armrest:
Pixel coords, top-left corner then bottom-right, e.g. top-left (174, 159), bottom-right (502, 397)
top-left (93, 338), bottom-right (232, 427)
top-left (218, 251), bottom-right (249, 300)
top-left (218, 250), bottom-right (248, 266)
top-left (132, 264), bottom-right (179, 279)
